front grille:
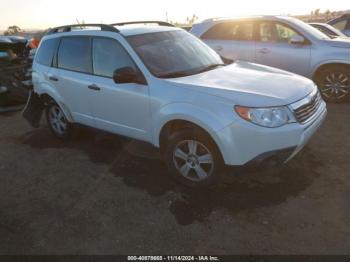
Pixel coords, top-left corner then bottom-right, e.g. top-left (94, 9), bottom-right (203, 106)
top-left (293, 91), bottom-right (322, 124)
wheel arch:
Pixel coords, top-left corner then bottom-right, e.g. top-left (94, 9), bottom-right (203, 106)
top-left (153, 102), bottom-right (234, 157)
top-left (39, 93), bottom-right (54, 105)
top-left (312, 61), bottom-right (350, 80)
top-left (157, 118), bottom-right (225, 163)
top-left (38, 92), bottom-right (74, 122)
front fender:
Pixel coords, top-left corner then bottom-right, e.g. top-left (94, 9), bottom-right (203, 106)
top-left (153, 102), bottom-right (235, 147)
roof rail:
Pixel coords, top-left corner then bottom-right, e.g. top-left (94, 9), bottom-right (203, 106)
top-left (47, 24), bottom-right (120, 35)
top-left (111, 21), bottom-right (174, 27)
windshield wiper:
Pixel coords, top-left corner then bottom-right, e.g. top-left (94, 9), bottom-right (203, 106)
top-left (195, 63), bottom-right (225, 74)
top-left (158, 63), bottom-right (226, 79)
top-left (158, 70), bottom-right (194, 79)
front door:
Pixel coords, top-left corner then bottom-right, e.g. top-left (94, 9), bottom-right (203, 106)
top-left (255, 21), bottom-right (311, 77)
top-left (89, 37), bottom-right (151, 142)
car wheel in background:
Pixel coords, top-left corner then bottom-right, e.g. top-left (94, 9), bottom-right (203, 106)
top-left (165, 129), bottom-right (223, 187)
top-left (316, 66), bottom-right (350, 102)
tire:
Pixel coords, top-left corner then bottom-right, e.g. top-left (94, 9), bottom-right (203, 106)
top-left (164, 128), bottom-right (224, 187)
top-left (46, 101), bottom-right (72, 139)
top-left (315, 65), bottom-right (350, 103)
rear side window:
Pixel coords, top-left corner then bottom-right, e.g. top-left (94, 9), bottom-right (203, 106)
top-left (35, 38), bottom-right (60, 66)
top-left (201, 22), bottom-right (254, 41)
top-left (57, 37), bottom-right (92, 73)
top-left (92, 38), bottom-right (137, 78)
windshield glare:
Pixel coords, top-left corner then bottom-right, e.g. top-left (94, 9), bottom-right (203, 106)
top-left (127, 30), bottom-right (224, 78)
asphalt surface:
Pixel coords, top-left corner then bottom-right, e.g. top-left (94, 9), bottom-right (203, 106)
top-left (0, 104), bottom-right (349, 255)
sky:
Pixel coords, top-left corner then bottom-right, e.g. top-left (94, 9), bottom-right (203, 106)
top-left (0, 0), bottom-right (349, 30)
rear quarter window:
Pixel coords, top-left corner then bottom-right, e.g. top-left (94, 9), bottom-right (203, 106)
top-left (35, 38), bottom-right (60, 66)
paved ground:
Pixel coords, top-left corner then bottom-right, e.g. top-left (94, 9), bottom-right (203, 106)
top-left (0, 104), bottom-right (349, 255)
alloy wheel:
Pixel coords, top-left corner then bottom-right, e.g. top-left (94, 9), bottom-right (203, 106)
top-left (48, 105), bottom-right (67, 135)
top-left (173, 140), bottom-right (214, 182)
top-left (320, 72), bottom-right (350, 100)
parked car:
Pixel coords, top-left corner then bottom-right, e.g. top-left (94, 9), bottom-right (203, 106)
top-left (25, 22), bottom-right (327, 187)
top-left (0, 36), bottom-right (29, 58)
top-left (309, 22), bottom-right (348, 39)
top-left (0, 37), bottom-right (32, 111)
top-left (328, 14), bottom-right (350, 36)
top-left (191, 16), bottom-right (350, 102)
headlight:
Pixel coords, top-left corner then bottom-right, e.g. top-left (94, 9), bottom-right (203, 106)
top-left (235, 105), bottom-right (296, 128)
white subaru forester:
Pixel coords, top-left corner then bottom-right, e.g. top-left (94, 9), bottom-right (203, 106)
top-left (25, 22), bottom-right (327, 187)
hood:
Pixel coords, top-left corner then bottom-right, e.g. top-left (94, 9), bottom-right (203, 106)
top-left (165, 61), bottom-right (315, 107)
top-left (324, 38), bottom-right (350, 48)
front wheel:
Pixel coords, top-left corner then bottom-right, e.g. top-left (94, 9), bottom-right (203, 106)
top-left (165, 129), bottom-right (223, 187)
top-left (315, 66), bottom-right (350, 103)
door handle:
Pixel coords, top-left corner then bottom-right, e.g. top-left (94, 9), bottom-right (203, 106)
top-left (88, 84), bottom-right (101, 91)
top-left (259, 48), bottom-right (270, 54)
top-left (49, 76), bottom-right (59, 82)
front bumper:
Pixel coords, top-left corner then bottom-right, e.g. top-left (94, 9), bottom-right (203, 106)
top-left (215, 100), bottom-right (327, 167)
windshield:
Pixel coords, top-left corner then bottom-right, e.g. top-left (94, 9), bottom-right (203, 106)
top-left (127, 30), bottom-right (224, 78)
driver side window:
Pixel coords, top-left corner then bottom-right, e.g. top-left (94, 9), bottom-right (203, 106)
top-left (92, 38), bottom-right (137, 78)
top-left (275, 23), bottom-right (298, 42)
top-left (259, 22), bottom-right (299, 43)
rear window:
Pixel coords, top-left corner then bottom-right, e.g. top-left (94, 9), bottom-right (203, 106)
top-left (35, 38), bottom-right (60, 66)
top-left (332, 20), bottom-right (347, 31)
top-left (57, 37), bottom-right (92, 73)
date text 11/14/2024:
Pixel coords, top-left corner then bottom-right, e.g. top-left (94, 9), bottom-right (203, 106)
top-left (127, 256), bottom-right (220, 261)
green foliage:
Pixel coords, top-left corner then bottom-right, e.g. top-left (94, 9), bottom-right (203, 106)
top-left (4, 25), bottom-right (22, 36)
top-left (166, 13), bottom-right (199, 26)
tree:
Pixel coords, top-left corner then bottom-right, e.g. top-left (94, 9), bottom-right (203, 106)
top-left (310, 11), bottom-right (314, 21)
top-left (4, 25), bottom-right (22, 35)
top-left (186, 14), bottom-right (199, 26)
top-left (325, 9), bottom-right (331, 20)
top-left (314, 9), bottom-right (320, 19)
top-left (166, 13), bottom-right (199, 27)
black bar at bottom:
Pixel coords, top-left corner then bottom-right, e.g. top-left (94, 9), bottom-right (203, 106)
top-left (0, 256), bottom-right (350, 262)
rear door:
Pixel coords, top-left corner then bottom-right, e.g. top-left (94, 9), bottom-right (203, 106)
top-left (255, 21), bottom-right (311, 76)
top-left (200, 21), bottom-right (255, 62)
top-left (50, 36), bottom-right (96, 126)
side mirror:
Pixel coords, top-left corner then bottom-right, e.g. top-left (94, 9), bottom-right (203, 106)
top-left (220, 56), bottom-right (234, 65)
top-left (113, 67), bottom-right (145, 84)
top-left (289, 35), bottom-right (305, 45)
